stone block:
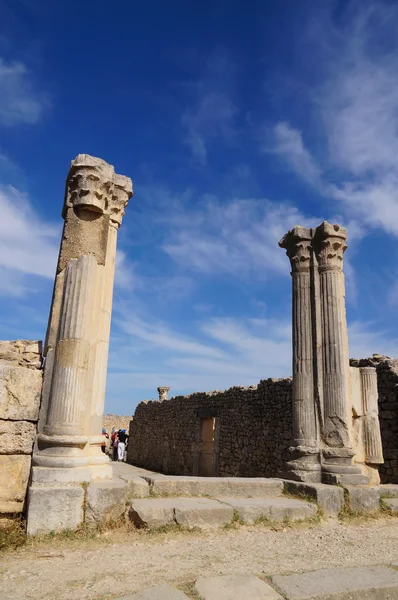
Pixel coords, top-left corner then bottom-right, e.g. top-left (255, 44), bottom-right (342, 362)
top-left (86, 479), bottom-right (128, 524)
top-left (129, 498), bottom-right (175, 529)
top-left (217, 497), bottom-right (317, 524)
top-left (345, 486), bottom-right (381, 512)
top-left (384, 498), bottom-right (398, 513)
top-left (26, 485), bottom-right (84, 535)
top-left (115, 468), bottom-right (150, 497)
top-left (148, 476), bottom-right (284, 498)
top-left (379, 484), bottom-right (398, 497)
top-left (195, 574), bottom-right (282, 599)
top-left (0, 365), bottom-right (42, 420)
top-left (0, 455), bottom-right (31, 513)
top-left (116, 584), bottom-right (189, 599)
top-left (271, 565), bottom-right (398, 599)
top-left (173, 498), bottom-right (233, 528)
top-left (31, 466), bottom-right (91, 484)
top-left (0, 420), bottom-right (36, 454)
top-left (283, 481), bottom-right (344, 516)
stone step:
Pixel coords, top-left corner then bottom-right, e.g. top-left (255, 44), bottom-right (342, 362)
top-left (144, 475), bottom-right (284, 498)
top-left (128, 496), bottom-right (316, 530)
top-left (195, 574), bottom-right (283, 599)
top-left (271, 565), bottom-right (398, 599)
top-left (384, 498), bottom-right (398, 513)
top-left (217, 497), bottom-right (317, 523)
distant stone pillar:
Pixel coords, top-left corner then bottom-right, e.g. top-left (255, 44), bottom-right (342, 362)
top-left (313, 222), bottom-right (362, 482)
top-left (157, 386), bottom-right (170, 401)
top-left (279, 227), bottom-right (321, 482)
top-left (86, 175), bottom-right (132, 477)
top-left (360, 367), bottom-right (383, 465)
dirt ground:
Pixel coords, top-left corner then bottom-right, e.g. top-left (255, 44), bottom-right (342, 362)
top-left (1, 518), bottom-right (398, 600)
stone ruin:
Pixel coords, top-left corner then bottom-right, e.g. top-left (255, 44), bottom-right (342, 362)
top-left (279, 222), bottom-right (383, 485)
top-left (0, 154), bottom-right (396, 535)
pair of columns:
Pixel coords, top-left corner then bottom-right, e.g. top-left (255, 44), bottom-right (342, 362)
top-left (279, 222), bottom-right (366, 483)
top-left (33, 155), bottom-right (132, 481)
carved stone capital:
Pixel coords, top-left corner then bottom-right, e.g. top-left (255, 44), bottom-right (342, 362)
top-left (109, 174), bottom-right (133, 227)
top-left (313, 221), bottom-right (347, 272)
top-left (63, 154), bottom-right (115, 218)
top-left (157, 386), bottom-right (170, 401)
top-left (279, 225), bottom-right (312, 273)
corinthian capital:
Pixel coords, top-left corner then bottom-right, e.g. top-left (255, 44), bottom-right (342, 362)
top-left (63, 154), bottom-right (115, 218)
top-left (279, 225), bottom-right (312, 273)
top-left (109, 174), bottom-right (133, 227)
top-left (313, 221), bottom-right (347, 272)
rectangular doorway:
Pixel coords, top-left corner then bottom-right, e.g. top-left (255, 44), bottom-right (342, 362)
top-left (198, 417), bottom-right (216, 477)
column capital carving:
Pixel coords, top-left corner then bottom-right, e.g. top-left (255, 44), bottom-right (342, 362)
top-left (63, 154), bottom-right (115, 218)
top-left (313, 221), bottom-right (347, 272)
top-left (279, 225), bottom-right (313, 273)
top-left (157, 386), bottom-right (170, 401)
top-left (109, 174), bottom-right (133, 228)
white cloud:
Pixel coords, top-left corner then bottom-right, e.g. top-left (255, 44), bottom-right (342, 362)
top-left (162, 194), bottom-right (317, 278)
top-left (268, 2), bottom-right (398, 237)
top-left (0, 58), bottom-right (49, 125)
top-left (0, 185), bottom-right (59, 295)
top-left (181, 52), bottom-right (237, 165)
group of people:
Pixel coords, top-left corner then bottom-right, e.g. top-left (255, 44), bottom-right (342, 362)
top-left (101, 427), bottom-right (129, 462)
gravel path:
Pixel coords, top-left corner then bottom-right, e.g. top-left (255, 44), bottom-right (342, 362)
top-left (1, 519), bottom-right (398, 600)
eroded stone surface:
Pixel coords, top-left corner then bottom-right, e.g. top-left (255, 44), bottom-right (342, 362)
top-left (0, 365), bottom-right (42, 420)
top-left (384, 498), bottom-right (398, 513)
top-left (149, 476), bottom-right (284, 498)
top-left (116, 584), bottom-right (189, 599)
top-left (283, 481), bottom-right (344, 516)
top-left (129, 498), bottom-right (175, 529)
top-left (85, 479), bottom-right (127, 524)
top-left (0, 455), bottom-right (31, 513)
top-left (217, 497), bottom-right (317, 524)
top-left (173, 498), bottom-right (233, 528)
top-left (26, 485), bottom-right (84, 535)
top-left (195, 574), bottom-right (282, 600)
top-left (0, 420), bottom-right (36, 454)
top-left (271, 565), bottom-right (398, 599)
top-left (345, 486), bottom-right (380, 512)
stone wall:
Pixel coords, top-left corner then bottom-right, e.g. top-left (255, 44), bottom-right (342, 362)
top-left (0, 341), bottom-right (43, 514)
top-left (103, 414), bottom-right (131, 434)
top-left (351, 355), bottom-right (398, 484)
top-left (128, 379), bottom-right (293, 478)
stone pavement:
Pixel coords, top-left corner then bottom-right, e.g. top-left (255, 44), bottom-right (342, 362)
top-left (115, 566), bottom-right (398, 599)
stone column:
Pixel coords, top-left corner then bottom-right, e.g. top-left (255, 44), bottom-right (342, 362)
top-left (157, 386), bottom-right (170, 402)
top-left (279, 227), bottom-right (321, 482)
top-left (86, 175), bottom-right (133, 477)
top-left (313, 222), bottom-right (363, 483)
top-left (360, 367), bottom-right (383, 466)
top-left (33, 155), bottom-right (115, 476)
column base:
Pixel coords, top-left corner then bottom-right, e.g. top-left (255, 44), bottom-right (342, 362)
top-left (89, 463), bottom-right (113, 480)
top-left (31, 465), bottom-right (91, 485)
top-left (321, 447), bottom-right (369, 485)
top-left (281, 445), bottom-right (322, 483)
top-left (33, 433), bottom-right (89, 469)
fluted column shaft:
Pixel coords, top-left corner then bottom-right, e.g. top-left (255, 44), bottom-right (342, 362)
top-left (279, 227), bottom-right (320, 482)
top-left (313, 222), bottom-right (361, 479)
top-left (35, 256), bottom-right (97, 468)
top-left (360, 367), bottom-right (383, 464)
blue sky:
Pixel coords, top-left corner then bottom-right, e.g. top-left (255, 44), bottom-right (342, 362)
top-left (1, 0), bottom-right (398, 414)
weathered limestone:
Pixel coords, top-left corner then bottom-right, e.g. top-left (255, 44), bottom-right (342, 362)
top-left (280, 222), bottom-right (382, 485)
top-left (195, 575), bottom-right (283, 600)
top-left (157, 386), bottom-right (170, 401)
top-left (28, 154), bottom-right (132, 533)
top-left (0, 455), bottom-right (31, 513)
top-left (216, 497), bottom-right (317, 524)
top-left (312, 223), bottom-right (362, 483)
top-left (0, 420), bottom-right (36, 454)
top-left (279, 227), bottom-right (320, 482)
top-left (271, 565), bottom-right (398, 599)
top-left (0, 364), bottom-right (42, 421)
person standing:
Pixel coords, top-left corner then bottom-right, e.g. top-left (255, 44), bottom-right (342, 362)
top-left (101, 428), bottom-right (109, 453)
top-left (111, 428), bottom-right (118, 461)
top-left (117, 429), bottom-right (128, 462)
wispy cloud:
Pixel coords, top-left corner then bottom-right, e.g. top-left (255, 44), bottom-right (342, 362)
top-left (0, 57), bottom-right (50, 125)
top-left (268, 1), bottom-right (398, 236)
top-left (0, 185), bottom-right (59, 295)
top-left (162, 194), bottom-right (316, 278)
top-left (181, 51), bottom-right (237, 165)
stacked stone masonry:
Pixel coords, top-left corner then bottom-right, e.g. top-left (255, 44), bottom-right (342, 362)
top-left (128, 379), bottom-right (293, 478)
top-left (0, 340), bottom-right (43, 514)
top-left (351, 355), bottom-right (398, 483)
top-left (129, 357), bottom-right (397, 483)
